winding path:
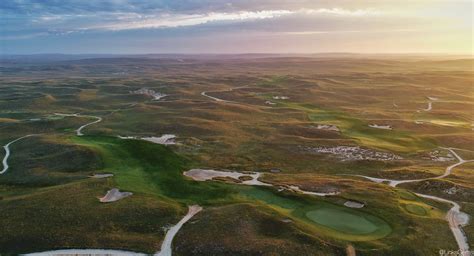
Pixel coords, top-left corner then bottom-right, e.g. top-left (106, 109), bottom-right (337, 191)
top-left (200, 86), bottom-right (248, 103)
top-left (1, 135), bottom-right (35, 174)
top-left (156, 205), bottom-right (202, 256)
top-left (54, 113), bottom-right (102, 136)
top-left (201, 91), bottom-right (231, 102)
top-left (352, 148), bottom-right (472, 255)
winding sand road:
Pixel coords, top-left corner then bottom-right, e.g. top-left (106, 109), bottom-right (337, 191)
top-left (1, 135), bottom-right (35, 174)
top-left (353, 148), bottom-right (472, 255)
top-left (156, 205), bottom-right (202, 256)
top-left (54, 113), bottom-right (102, 136)
top-left (25, 205), bottom-right (203, 256)
top-left (200, 86), bottom-right (249, 103)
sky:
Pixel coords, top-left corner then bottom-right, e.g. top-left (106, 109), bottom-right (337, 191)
top-left (0, 0), bottom-right (472, 54)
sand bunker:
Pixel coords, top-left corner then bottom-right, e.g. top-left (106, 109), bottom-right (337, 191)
top-left (184, 169), bottom-right (271, 186)
top-left (99, 188), bottom-right (132, 203)
top-left (273, 96), bottom-right (289, 100)
top-left (265, 100), bottom-right (276, 105)
top-left (314, 124), bottom-right (340, 132)
top-left (119, 134), bottom-right (177, 145)
top-left (344, 201), bottom-right (365, 208)
top-left (130, 88), bottom-right (167, 100)
top-left (142, 135), bottom-right (176, 145)
top-left (288, 185), bottom-right (339, 197)
top-left (90, 173), bottom-right (114, 178)
top-left (368, 124), bottom-right (392, 130)
top-left (184, 169), bottom-right (340, 197)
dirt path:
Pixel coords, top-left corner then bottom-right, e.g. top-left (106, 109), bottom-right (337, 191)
top-left (353, 148), bottom-right (473, 187)
top-left (1, 134), bottom-right (35, 174)
top-left (155, 205), bottom-right (202, 256)
top-left (76, 115), bottom-right (102, 136)
top-left (416, 193), bottom-right (470, 256)
top-left (201, 91), bottom-right (231, 102)
top-left (200, 85), bottom-right (250, 103)
top-left (352, 147), bottom-right (472, 254)
top-left (346, 244), bottom-right (356, 256)
top-left (54, 113), bottom-right (102, 136)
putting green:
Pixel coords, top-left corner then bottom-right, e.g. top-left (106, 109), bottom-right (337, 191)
top-left (405, 204), bottom-right (427, 216)
top-left (305, 208), bottom-right (381, 235)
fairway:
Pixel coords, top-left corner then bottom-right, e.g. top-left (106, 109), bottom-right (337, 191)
top-left (305, 208), bottom-right (379, 235)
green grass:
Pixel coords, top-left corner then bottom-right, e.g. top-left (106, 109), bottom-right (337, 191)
top-left (281, 102), bottom-right (436, 152)
top-left (404, 204), bottom-right (428, 216)
top-left (305, 208), bottom-right (380, 234)
top-left (72, 135), bottom-right (392, 242)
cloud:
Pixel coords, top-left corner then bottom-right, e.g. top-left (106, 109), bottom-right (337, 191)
top-left (84, 10), bottom-right (293, 31)
top-left (76, 8), bottom-right (381, 31)
top-left (303, 8), bottom-right (381, 16)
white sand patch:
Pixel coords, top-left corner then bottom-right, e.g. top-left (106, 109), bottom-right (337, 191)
top-left (183, 169), bottom-right (271, 186)
top-left (427, 96), bottom-right (439, 101)
top-left (344, 201), bottom-right (365, 208)
top-left (288, 185), bottom-right (339, 197)
top-left (24, 249), bottom-right (146, 256)
top-left (99, 188), bottom-right (132, 203)
top-left (118, 134), bottom-right (177, 145)
top-left (428, 150), bottom-right (455, 162)
top-left (89, 173), bottom-right (114, 178)
top-left (130, 88), bottom-right (167, 100)
top-left (142, 135), bottom-right (176, 145)
top-left (415, 120), bottom-right (424, 124)
top-left (314, 124), bottom-right (340, 132)
top-left (368, 124), bottom-right (392, 130)
top-left (265, 101), bottom-right (276, 105)
top-left (300, 145), bottom-right (402, 161)
top-left (184, 169), bottom-right (338, 197)
top-left (155, 205), bottom-right (202, 256)
top-left (272, 96), bottom-right (289, 100)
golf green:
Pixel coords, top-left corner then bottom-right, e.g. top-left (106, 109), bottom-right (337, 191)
top-left (405, 204), bottom-right (427, 216)
top-left (305, 208), bottom-right (380, 235)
